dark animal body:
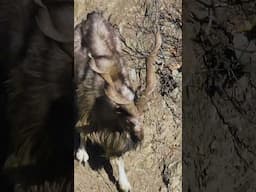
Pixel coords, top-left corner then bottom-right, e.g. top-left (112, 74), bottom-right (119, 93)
top-left (0, 0), bottom-right (74, 191)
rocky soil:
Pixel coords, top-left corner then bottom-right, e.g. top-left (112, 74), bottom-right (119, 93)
top-left (183, 0), bottom-right (256, 191)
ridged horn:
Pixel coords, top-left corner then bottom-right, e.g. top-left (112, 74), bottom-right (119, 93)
top-left (136, 30), bottom-right (162, 112)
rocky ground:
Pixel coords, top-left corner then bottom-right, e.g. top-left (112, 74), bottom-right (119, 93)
top-left (74, 0), bottom-right (182, 192)
top-left (183, 0), bottom-right (256, 191)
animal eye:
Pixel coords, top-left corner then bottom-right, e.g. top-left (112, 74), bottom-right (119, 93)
top-left (115, 106), bottom-right (122, 113)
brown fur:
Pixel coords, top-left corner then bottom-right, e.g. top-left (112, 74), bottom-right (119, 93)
top-left (75, 11), bottom-right (142, 158)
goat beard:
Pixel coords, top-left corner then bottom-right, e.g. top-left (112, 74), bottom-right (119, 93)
top-left (83, 128), bottom-right (141, 158)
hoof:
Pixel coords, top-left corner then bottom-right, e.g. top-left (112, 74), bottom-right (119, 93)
top-left (118, 179), bottom-right (131, 192)
top-left (76, 147), bottom-right (89, 164)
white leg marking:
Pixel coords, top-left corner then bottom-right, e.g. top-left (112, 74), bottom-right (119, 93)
top-left (117, 157), bottom-right (131, 192)
top-left (76, 138), bottom-right (89, 164)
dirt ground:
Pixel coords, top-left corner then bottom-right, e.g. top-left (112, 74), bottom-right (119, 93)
top-left (183, 0), bottom-right (256, 191)
top-left (74, 0), bottom-right (182, 192)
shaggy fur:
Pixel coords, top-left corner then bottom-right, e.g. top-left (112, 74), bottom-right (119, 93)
top-left (75, 12), bottom-right (143, 159)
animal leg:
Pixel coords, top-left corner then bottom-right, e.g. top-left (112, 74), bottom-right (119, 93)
top-left (76, 134), bottom-right (89, 164)
top-left (116, 157), bottom-right (131, 192)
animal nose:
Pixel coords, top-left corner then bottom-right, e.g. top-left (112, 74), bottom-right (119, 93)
top-left (129, 117), bottom-right (144, 141)
top-left (134, 129), bottom-right (144, 141)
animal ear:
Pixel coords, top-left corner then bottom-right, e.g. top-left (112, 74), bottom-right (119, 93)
top-left (34, 0), bottom-right (73, 42)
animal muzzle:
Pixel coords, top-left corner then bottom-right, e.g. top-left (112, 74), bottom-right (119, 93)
top-left (127, 116), bottom-right (144, 142)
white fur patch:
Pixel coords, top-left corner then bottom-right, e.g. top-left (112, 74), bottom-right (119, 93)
top-left (117, 158), bottom-right (131, 192)
top-left (91, 20), bottom-right (112, 56)
top-left (121, 86), bottom-right (134, 101)
top-left (76, 142), bottom-right (89, 164)
top-left (129, 117), bottom-right (141, 132)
